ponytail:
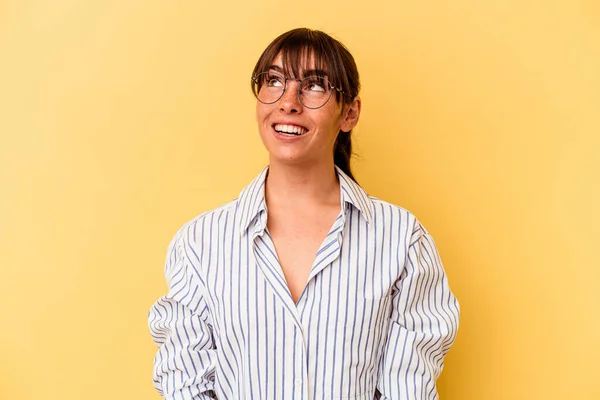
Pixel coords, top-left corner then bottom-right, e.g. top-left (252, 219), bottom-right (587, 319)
top-left (334, 130), bottom-right (356, 183)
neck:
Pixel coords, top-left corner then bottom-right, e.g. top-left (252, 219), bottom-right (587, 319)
top-left (264, 159), bottom-right (341, 210)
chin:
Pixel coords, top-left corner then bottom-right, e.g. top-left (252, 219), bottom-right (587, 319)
top-left (270, 151), bottom-right (304, 164)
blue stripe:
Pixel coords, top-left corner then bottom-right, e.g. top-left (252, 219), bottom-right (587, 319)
top-left (148, 166), bottom-right (460, 399)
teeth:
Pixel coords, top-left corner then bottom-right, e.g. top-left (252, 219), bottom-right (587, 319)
top-left (274, 124), bottom-right (307, 135)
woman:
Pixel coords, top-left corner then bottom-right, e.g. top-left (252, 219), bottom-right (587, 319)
top-left (148, 28), bottom-right (460, 399)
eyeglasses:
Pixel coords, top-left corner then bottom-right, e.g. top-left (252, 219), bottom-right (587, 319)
top-left (251, 71), bottom-right (350, 109)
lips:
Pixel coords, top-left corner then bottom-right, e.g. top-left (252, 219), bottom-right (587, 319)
top-left (272, 123), bottom-right (308, 136)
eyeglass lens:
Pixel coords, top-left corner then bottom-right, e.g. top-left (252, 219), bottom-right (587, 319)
top-left (252, 72), bottom-right (333, 109)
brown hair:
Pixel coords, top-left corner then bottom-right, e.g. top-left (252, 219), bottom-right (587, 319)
top-left (251, 28), bottom-right (361, 182)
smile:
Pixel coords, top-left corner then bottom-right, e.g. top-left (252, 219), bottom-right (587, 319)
top-left (273, 123), bottom-right (308, 136)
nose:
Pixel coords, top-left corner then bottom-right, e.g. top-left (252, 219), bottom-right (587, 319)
top-left (279, 79), bottom-right (303, 114)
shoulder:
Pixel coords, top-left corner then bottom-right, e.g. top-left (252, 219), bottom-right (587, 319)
top-left (368, 196), bottom-right (418, 227)
top-left (368, 196), bottom-right (430, 244)
top-left (168, 198), bottom-right (239, 250)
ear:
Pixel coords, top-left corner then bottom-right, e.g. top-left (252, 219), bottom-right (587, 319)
top-left (339, 96), bottom-right (361, 132)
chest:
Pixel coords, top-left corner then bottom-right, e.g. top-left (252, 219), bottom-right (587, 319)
top-left (266, 208), bottom-right (340, 302)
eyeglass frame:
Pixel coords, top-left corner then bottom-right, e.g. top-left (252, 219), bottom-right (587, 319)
top-left (251, 71), bottom-right (352, 110)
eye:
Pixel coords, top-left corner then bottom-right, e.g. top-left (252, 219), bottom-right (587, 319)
top-left (266, 74), bottom-right (284, 87)
top-left (302, 77), bottom-right (327, 92)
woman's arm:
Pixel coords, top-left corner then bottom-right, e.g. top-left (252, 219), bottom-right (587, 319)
top-left (148, 231), bottom-right (217, 399)
top-left (376, 222), bottom-right (460, 399)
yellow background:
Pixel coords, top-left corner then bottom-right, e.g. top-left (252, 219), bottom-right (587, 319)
top-left (1, 0), bottom-right (599, 399)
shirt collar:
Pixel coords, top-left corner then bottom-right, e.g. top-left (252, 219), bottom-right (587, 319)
top-left (238, 165), bottom-right (373, 237)
top-left (335, 165), bottom-right (373, 224)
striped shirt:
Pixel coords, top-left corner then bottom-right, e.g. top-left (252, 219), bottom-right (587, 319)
top-left (148, 165), bottom-right (460, 400)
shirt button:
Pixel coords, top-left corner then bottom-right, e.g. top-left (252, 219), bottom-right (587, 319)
top-left (294, 378), bottom-right (302, 386)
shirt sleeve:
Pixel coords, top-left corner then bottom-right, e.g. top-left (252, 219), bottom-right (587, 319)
top-left (376, 222), bottom-right (460, 400)
top-left (148, 231), bottom-right (218, 399)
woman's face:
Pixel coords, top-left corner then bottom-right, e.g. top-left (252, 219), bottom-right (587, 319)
top-left (255, 52), bottom-right (359, 167)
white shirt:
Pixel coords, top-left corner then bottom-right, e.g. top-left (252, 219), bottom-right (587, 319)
top-left (148, 166), bottom-right (460, 400)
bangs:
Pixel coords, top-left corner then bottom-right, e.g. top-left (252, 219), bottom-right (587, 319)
top-left (278, 44), bottom-right (329, 80)
top-left (251, 28), bottom-right (359, 102)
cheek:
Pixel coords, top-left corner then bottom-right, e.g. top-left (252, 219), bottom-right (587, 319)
top-left (255, 102), bottom-right (262, 122)
top-left (256, 103), bottom-right (272, 125)
top-left (319, 106), bottom-right (343, 132)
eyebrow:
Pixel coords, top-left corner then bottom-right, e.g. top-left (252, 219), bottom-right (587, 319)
top-left (268, 65), bottom-right (329, 78)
